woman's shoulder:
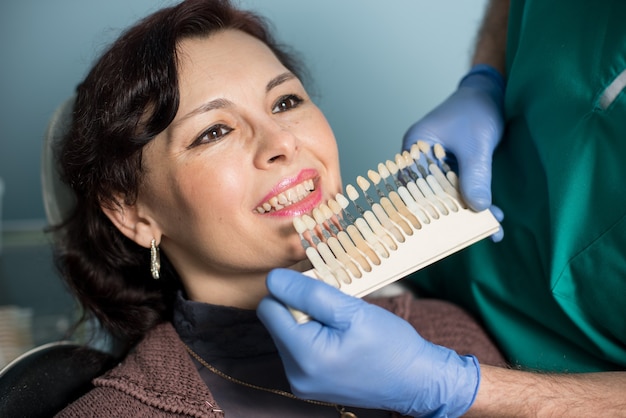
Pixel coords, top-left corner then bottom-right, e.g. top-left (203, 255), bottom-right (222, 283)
top-left (56, 322), bottom-right (223, 417)
top-left (368, 292), bottom-right (507, 367)
top-left (55, 385), bottom-right (170, 417)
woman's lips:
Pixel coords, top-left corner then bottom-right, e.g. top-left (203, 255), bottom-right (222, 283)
top-left (255, 169), bottom-right (322, 217)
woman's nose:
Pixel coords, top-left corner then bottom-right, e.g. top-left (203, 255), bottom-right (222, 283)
top-left (253, 121), bottom-right (298, 169)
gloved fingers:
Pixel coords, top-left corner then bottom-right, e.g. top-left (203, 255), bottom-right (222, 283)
top-left (489, 204), bottom-right (504, 222)
top-left (456, 151), bottom-right (494, 212)
top-left (260, 270), bottom-right (483, 417)
top-left (257, 294), bottom-right (325, 357)
top-left (401, 119), bottom-right (442, 152)
top-left (488, 205), bottom-right (504, 242)
top-left (490, 228), bottom-right (504, 243)
top-left (458, 168), bottom-right (506, 241)
top-left (264, 268), bottom-right (362, 330)
top-left (257, 294), bottom-right (299, 333)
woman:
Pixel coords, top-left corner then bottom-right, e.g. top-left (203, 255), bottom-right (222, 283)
top-left (54, 0), bottom-right (505, 416)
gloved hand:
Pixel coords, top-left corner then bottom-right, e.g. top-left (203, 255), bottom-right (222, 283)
top-left (403, 64), bottom-right (505, 233)
top-left (257, 269), bottom-right (481, 418)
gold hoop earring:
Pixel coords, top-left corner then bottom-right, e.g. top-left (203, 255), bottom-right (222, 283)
top-left (150, 238), bottom-right (160, 280)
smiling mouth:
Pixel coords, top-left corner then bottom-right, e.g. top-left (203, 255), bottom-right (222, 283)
top-left (255, 179), bottom-right (316, 214)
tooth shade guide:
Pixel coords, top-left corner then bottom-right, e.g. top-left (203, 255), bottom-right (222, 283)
top-left (384, 161), bottom-right (431, 224)
top-left (368, 168), bottom-right (422, 229)
top-left (428, 162), bottom-right (465, 209)
top-left (377, 163), bottom-right (396, 194)
top-left (328, 198), bottom-right (380, 267)
top-left (394, 153), bottom-right (412, 183)
top-left (382, 159), bottom-right (422, 226)
top-left (356, 175), bottom-right (407, 241)
top-left (329, 197), bottom-right (379, 263)
top-left (355, 217), bottom-right (390, 258)
top-left (292, 217), bottom-right (313, 248)
top-left (301, 215), bottom-right (322, 243)
top-left (319, 204), bottom-right (340, 233)
top-left (345, 184), bottom-right (366, 217)
top-left (301, 215), bottom-right (351, 285)
top-left (312, 208), bottom-right (333, 239)
top-left (346, 224), bottom-right (381, 266)
top-left (377, 162), bottom-right (425, 227)
top-left (339, 209), bottom-right (385, 263)
top-left (431, 143), bottom-right (461, 191)
top-left (356, 176), bottom-right (379, 210)
top-left (404, 148), bottom-right (460, 212)
top-left (398, 187), bottom-right (431, 224)
top-left (399, 151), bottom-right (420, 183)
top-left (378, 160), bottom-right (433, 221)
top-left (408, 167), bottom-right (448, 216)
top-left (407, 151), bottom-right (459, 213)
top-left (363, 211), bottom-right (398, 250)
top-left (424, 172), bottom-right (458, 213)
top-left (346, 183), bottom-right (396, 252)
top-left (404, 180), bottom-right (439, 220)
top-left (335, 193), bottom-right (357, 224)
top-left (432, 143), bottom-right (462, 195)
top-left (416, 140), bottom-right (434, 164)
top-left (366, 169), bottom-right (388, 200)
top-left (300, 198), bottom-right (500, 301)
top-left (374, 160), bottom-right (421, 230)
top-left (311, 208), bottom-right (361, 278)
top-left (320, 204), bottom-right (371, 270)
top-left (409, 144), bottom-right (430, 178)
top-left (378, 158), bottom-right (433, 218)
top-left (370, 203), bottom-right (406, 241)
top-left (290, 144), bottom-right (500, 322)
top-left (395, 153), bottom-right (405, 169)
top-left (384, 160), bottom-right (404, 189)
top-left (433, 143), bottom-right (447, 163)
top-left (327, 199), bottom-right (349, 230)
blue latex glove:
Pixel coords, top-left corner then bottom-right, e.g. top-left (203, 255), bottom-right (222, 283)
top-left (403, 64), bottom-right (505, 241)
top-left (257, 269), bottom-right (481, 418)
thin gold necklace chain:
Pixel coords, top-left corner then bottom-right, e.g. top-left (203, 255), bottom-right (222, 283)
top-left (183, 343), bottom-right (358, 418)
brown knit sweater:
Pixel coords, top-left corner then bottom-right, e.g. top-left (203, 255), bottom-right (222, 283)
top-left (56, 294), bottom-right (506, 417)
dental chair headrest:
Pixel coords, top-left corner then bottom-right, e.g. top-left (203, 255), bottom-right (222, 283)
top-left (41, 96), bottom-right (76, 226)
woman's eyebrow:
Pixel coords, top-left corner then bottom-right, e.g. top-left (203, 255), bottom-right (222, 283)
top-left (174, 98), bottom-right (233, 127)
top-left (173, 72), bottom-right (296, 129)
top-left (267, 71), bottom-right (296, 92)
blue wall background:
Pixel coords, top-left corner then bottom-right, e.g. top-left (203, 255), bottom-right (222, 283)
top-left (0, 0), bottom-right (487, 228)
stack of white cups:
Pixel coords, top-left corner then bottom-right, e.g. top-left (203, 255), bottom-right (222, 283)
top-left (0, 306), bottom-right (34, 369)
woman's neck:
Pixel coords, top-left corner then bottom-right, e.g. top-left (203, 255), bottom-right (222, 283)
top-left (182, 260), bottom-right (312, 310)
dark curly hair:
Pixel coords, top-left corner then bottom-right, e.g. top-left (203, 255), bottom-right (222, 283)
top-left (54, 0), bottom-right (307, 350)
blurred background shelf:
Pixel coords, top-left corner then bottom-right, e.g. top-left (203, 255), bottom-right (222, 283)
top-left (0, 226), bottom-right (77, 369)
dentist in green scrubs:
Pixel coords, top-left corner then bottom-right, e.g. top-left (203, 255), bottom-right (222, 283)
top-left (405, 0), bottom-right (626, 374)
top-left (259, 0), bottom-right (626, 416)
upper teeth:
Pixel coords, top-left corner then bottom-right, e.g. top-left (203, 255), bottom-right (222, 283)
top-left (256, 179), bottom-right (315, 213)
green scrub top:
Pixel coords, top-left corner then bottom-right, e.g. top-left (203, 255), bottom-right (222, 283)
top-left (410, 0), bottom-right (626, 372)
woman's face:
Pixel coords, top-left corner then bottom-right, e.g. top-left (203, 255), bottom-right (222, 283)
top-left (135, 30), bottom-right (342, 307)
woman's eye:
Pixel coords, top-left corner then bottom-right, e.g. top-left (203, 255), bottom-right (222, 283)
top-left (272, 94), bottom-right (303, 114)
top-left (190, 124), bottom-right (233, 147)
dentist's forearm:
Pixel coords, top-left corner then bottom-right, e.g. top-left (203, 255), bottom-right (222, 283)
top-left (471, 0), bottom-right (509, 74)
top-left (466, 364), bottom-right (626, 417)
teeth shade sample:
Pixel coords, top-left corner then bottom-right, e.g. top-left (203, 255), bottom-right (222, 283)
top-left (289, 144), bottom-right (501, 323)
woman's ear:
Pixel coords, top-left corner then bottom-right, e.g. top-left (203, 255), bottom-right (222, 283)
top-left (101, 195), bottom-right (160, 249)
